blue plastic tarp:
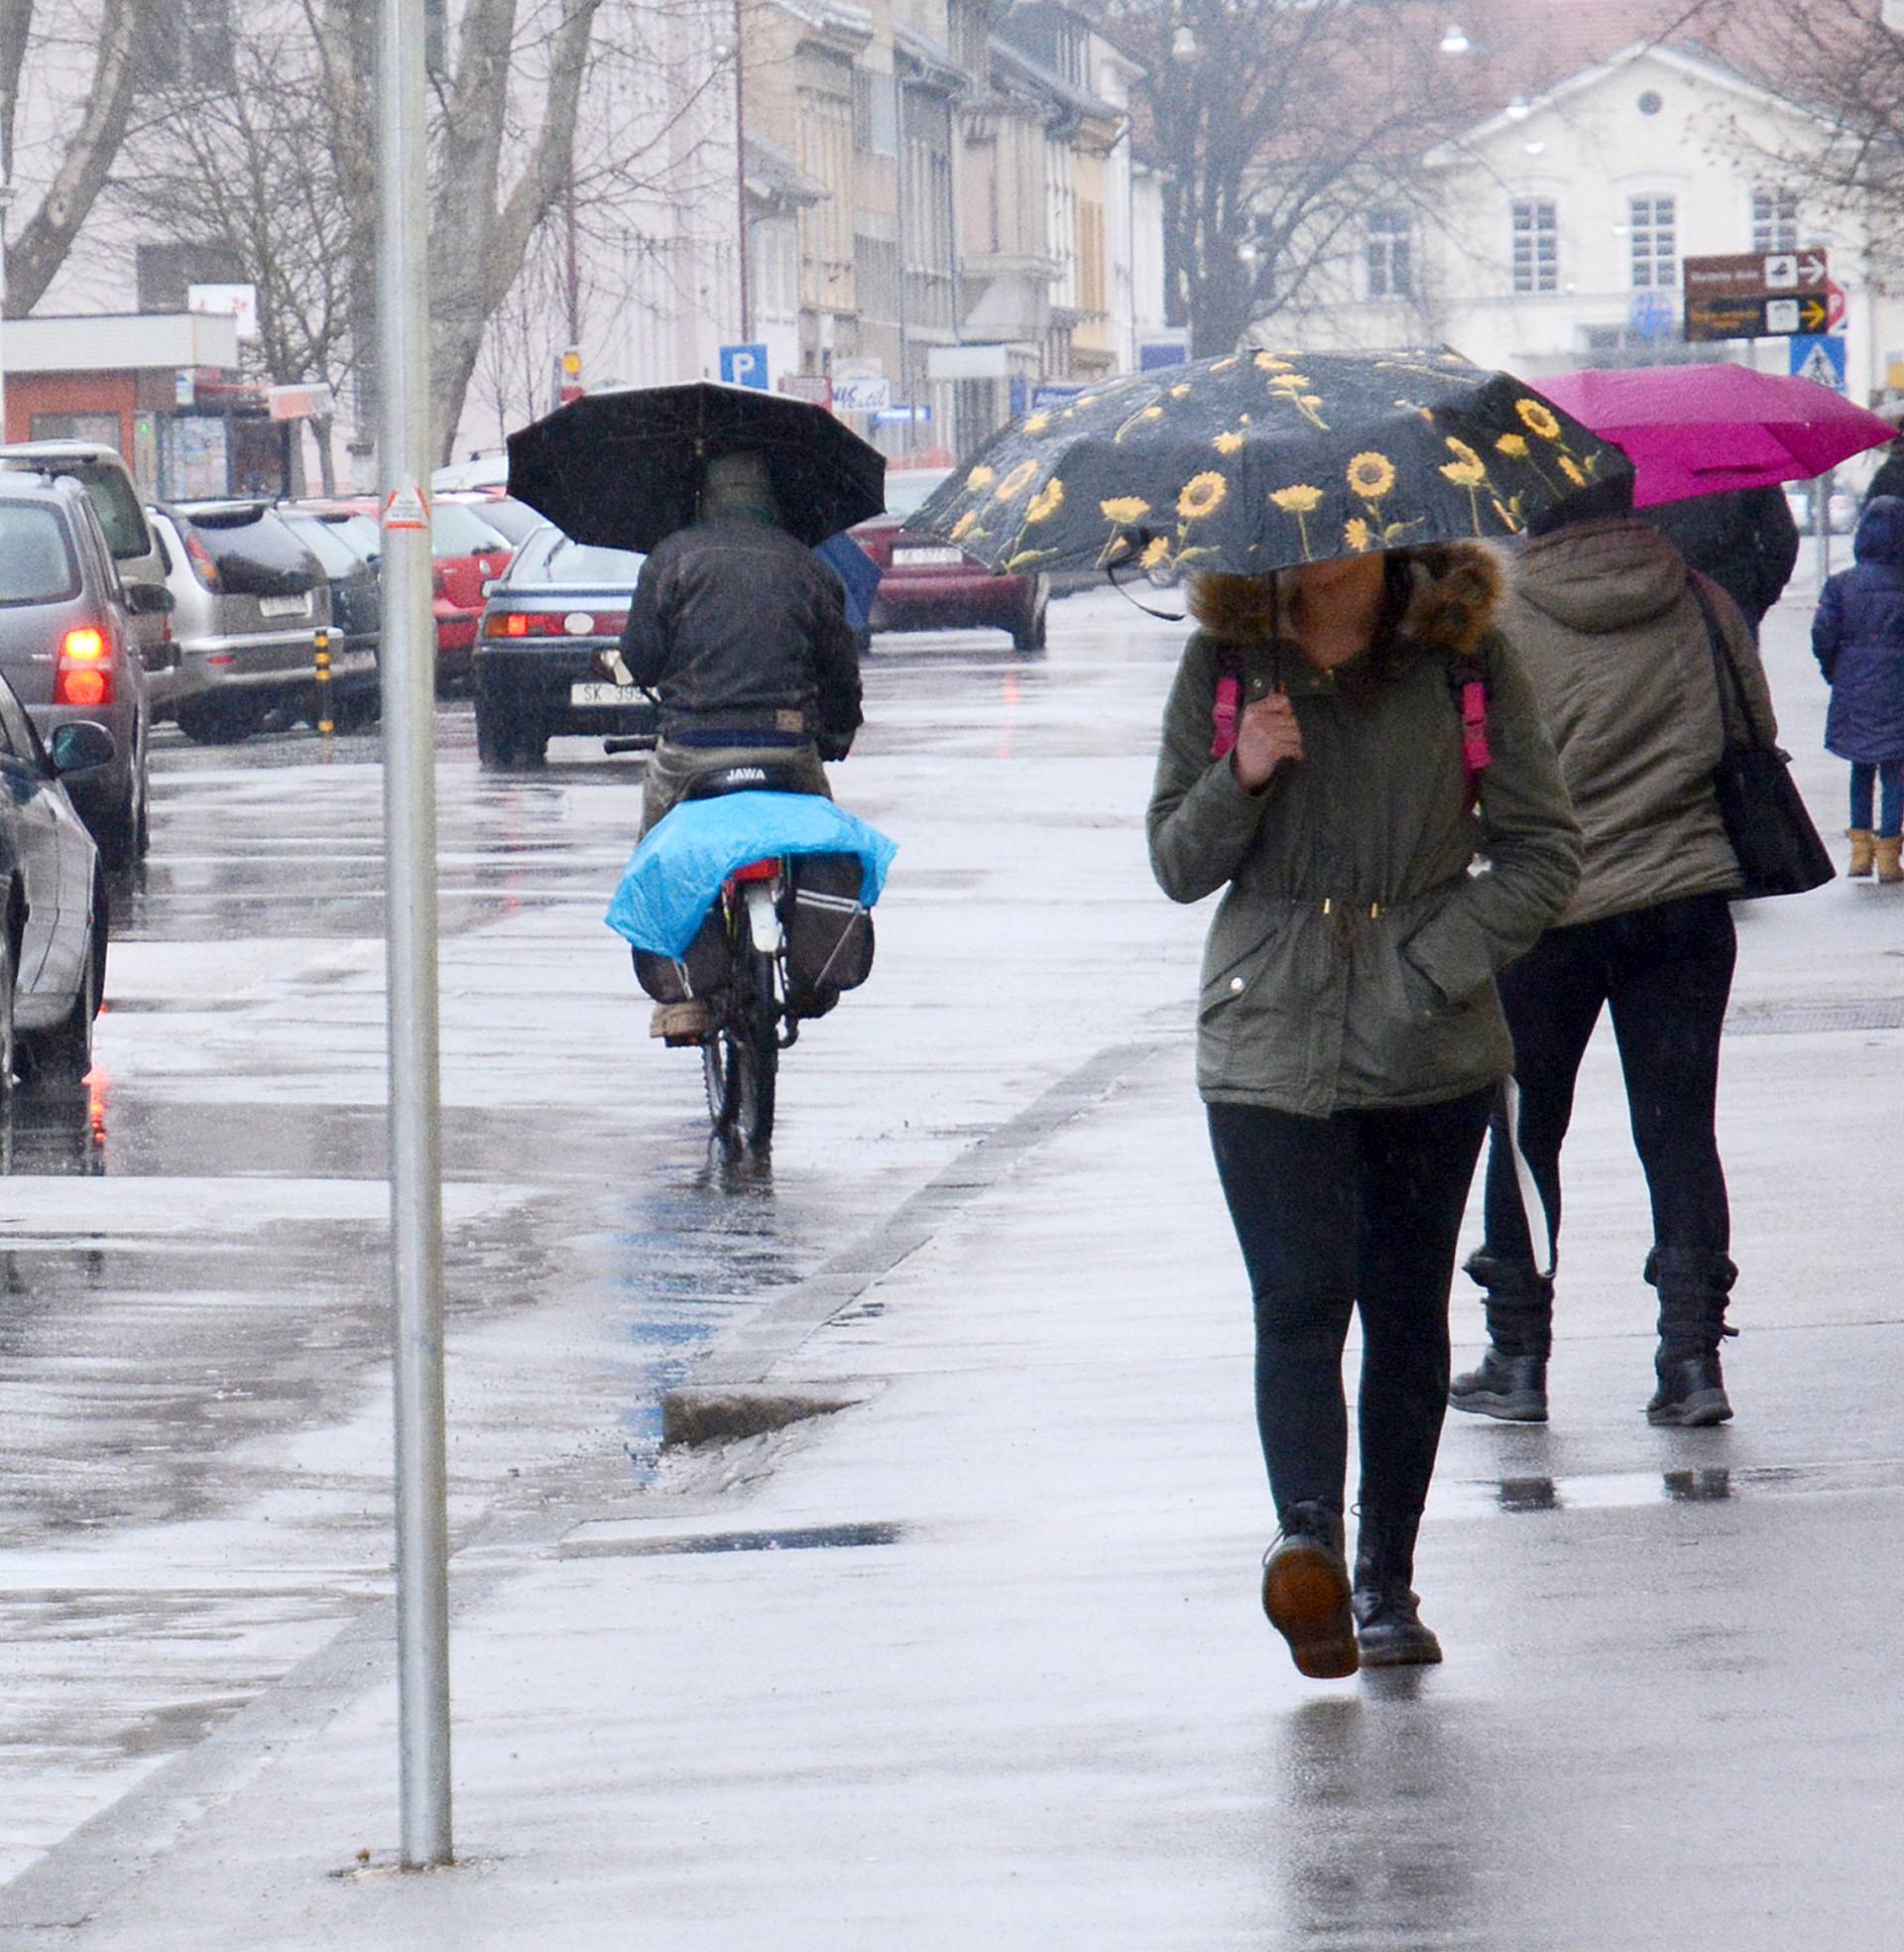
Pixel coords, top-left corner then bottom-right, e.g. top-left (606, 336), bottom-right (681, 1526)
top-left (605, 792), bottom-right (897, 956)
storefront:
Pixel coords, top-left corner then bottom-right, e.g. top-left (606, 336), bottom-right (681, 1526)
top-left (0, 310), bottom-right (268, 497)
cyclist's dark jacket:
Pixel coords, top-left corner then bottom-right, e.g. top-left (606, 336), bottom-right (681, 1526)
top-left (620, 512), bottom-right (863, 748)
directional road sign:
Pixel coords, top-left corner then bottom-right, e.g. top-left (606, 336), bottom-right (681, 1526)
top-left (1684, 250), bottom-right (1830, 342)
top-left (1790, 333), bottom-right (1848, 392)
top-left (1684, 250), bottom-right (1830, 300)
top-left (1686, 294), bottom-right (1832, 343)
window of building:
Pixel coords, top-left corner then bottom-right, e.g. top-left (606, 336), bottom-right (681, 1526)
top-left (1751, 186), bottom-right (1800, 256)
top-left (1511, 199), bottom-right (1558, 293)
top-left (855, 233), bottom-right (899, 323)
top-left (135, 0), bottom-right (236, 90)
top-left (1628, 194), bottom-right (1677, 289)
top-left (1365, 208), bottom-right (1414, 301)
top-left (135, 241), bottom-right (246, 313)
top-left (853, 69), bottom-right (897, 156)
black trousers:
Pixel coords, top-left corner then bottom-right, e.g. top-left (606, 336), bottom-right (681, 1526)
top-left (1472, 893), bottom-right (1738, 1356)
top-left (1208, 1089), bottom-right (1491, 1523)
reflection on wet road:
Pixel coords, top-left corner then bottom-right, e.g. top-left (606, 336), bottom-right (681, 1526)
top-left (0, 601), bottom-right (1203, 1878)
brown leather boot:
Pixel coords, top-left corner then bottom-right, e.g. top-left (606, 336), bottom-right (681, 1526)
top-left (1876, 835), bottom-right (1903, 884)
top-left (1848, 829), bottom-right (1876, 878)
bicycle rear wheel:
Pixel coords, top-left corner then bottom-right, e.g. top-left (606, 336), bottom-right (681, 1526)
top-left (702, 943), bottom-right (777, 1150)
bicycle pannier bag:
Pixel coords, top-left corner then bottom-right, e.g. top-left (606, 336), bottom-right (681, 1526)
top-left (632, 903), bottom-right (730, 1003)
top-left (783, 852), bottom-right (875, 1015)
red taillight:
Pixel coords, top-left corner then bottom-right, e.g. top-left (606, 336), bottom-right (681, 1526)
top-left (57, 626), bottom-right (114, 707)
top-left (483, 611), bottom-right (564, 638)
top-left (731, 858), bottom-right (779, 883)
top-left (183, 531), bottom-right (221, 590)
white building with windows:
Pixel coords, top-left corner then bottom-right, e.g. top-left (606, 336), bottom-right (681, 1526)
top-left (1269, 38), bottom-right (1904, 410)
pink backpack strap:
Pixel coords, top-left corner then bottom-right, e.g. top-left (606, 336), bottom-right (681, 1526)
top-left (1448, 653), bottom-right (1492, 809)
top-left (1211, 671), bottom-right (1242, 759)
top-left (1210, 643), bottom-right (1247, 759)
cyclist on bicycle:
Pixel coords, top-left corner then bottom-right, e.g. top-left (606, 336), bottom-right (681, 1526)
top-left (619, 448), bottom-right (864, 1037)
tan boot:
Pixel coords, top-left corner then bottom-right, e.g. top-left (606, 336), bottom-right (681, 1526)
top-left (1876, 835), bottom-right (1904, 884)
top-left (650, 999), bottom-right (714, 1041)
top-left (1848, 828), bottom-right (1876, 877)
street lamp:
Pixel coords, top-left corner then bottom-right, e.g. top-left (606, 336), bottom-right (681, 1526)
top-left (1439, 23), bottom-right (1471, 55)
top-left (1171, 22), bottom-right (1198, 62)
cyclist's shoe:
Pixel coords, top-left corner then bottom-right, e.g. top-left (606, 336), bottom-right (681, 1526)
top-left (651, 1000), bottom-right (714, 1043)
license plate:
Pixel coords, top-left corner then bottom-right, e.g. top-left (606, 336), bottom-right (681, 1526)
top-left (892, 546), bottom-right (963, 566)
top-left (569, 681), bottom-right (646, 706)
top-left (260, 593), bottom-right (311, 618)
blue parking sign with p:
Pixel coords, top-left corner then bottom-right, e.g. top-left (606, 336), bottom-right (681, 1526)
top-left (721, 343), bottom-right (770, 390)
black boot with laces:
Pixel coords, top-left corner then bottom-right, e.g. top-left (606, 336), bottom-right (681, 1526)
top-left (1353, 1511), bottom-right (1443, 1666)
top-left (1260, 1499), bottom-right (1358, 1680)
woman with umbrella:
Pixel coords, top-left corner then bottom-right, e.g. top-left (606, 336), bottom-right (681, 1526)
top-left (917, 353), bottom-right (1593, 1676)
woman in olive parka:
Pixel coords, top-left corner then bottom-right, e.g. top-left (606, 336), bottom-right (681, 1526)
top-left (1147, 543), bottom-right (1580, 1678)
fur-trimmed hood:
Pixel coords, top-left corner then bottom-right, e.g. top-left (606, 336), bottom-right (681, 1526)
top-left (1186, 544), bottom-right (1505, 665)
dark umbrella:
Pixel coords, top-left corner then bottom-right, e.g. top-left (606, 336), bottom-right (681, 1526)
top-left (911, 348), bottom-right (1632, 580)
top-left (506, 382), bottom-right (887, 552)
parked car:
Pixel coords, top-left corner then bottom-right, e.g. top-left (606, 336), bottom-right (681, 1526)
top-left (277, 507), bottom-right (382, 729)
top-left (0, 440), bottom-right (182, 719)
top-left (150, 502), bottom-right (335, 744)
top-left (0, 473), bottom-right (155, 869)
top-left (436, 491), bottom-right (543, 548)
top-left (852, 464), bottom-right (1049, 652)
top-left (472, 527), bottom-right (656, 769)
top-left (0, 669), bottom-right (112, 1085)
top-left (428, 500), bottom-right (515, 683)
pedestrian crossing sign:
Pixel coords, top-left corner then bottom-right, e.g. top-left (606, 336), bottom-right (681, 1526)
top-left (1790, 333), bottom-right (1847, 392)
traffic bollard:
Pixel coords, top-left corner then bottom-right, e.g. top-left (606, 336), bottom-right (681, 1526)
top-left (314, 629), bottom-right (334, 739)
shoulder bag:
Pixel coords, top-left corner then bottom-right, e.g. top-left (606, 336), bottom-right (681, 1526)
top-left (1688, 582), bottom-right (1835, 899)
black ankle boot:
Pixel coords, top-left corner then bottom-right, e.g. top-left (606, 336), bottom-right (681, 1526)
top-left (1646, 1352), bottom-right (1732, 1426)
top-left (1352, 1512), bottom-right (1442, 1666)
top-left (1449, 1347), bottom-right (1548, 1421)
top-left (1260, 1499), bottom-right (1358, 1680)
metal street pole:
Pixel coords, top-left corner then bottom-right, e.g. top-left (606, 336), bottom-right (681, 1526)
top-left (735, 0), bottom-right (751, 343)
top-left (377, 0), bottom-right (452, 1869)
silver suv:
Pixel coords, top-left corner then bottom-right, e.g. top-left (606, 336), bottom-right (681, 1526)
top-left (150, 502), bottom-right (334, 744)
top-left (0, 441), bottom-right (181, 719)
top-left (0, 473), bottom-right (155, 867)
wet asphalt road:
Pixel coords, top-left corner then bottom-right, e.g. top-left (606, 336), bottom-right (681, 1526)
top-left (0, 596), bottom-right (1207, 1878)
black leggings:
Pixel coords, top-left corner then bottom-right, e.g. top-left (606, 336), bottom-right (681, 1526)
top-left (1476, 893), bottom-right (1737, 1334)
top-left (1208, 1090), bottom-right (1492, 1522)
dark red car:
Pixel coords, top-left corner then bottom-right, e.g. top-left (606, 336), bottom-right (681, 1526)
top-left (300, 495), bottom-right (513, 685)
top-left (425, 500), bottom-right (513, 681)
top-left (852, 465), bottom-right (1048, 652)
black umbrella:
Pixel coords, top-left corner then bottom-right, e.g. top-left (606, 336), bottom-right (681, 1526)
top-left (911, 348), bottom-right (1632, 579)
top-left (506, 382), bottom-right (887, 552)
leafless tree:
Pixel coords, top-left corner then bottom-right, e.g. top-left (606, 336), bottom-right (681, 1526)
top-left (2, 0), bottom-right (152, 316)
top-left (1680, 1), bottom-right (1904, 246)
top-left (1086, 0), bottom-right (1474, 355)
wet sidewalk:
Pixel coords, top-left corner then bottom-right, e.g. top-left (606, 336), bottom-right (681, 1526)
top-left (6, 978), bottom-right (1901, 1947)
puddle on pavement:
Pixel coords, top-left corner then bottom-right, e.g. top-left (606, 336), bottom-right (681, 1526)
top-left (581, 1522), bottom-right (905, 1557)
top-left (1446, 1456), bottom-right (1904, 1519)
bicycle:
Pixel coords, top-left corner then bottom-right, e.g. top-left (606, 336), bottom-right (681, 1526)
top-left (639, 761), bottom-right (874, 1153)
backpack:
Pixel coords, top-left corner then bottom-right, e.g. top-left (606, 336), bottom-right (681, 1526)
top-left (1209, 644), bottom-right (1492, 808)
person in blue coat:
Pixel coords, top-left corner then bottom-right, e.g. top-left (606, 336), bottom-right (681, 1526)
top-left (1813, 495), bottom-right (1904, 883)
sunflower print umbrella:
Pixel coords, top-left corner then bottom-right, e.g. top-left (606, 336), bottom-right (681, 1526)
top-left (910, 348), bottom-right (1631, 581)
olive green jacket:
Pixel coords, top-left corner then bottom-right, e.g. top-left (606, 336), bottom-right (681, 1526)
top-left (1147, 549), bottom-right (1582, 1116)
top-left (1495, 519), bottom-right (1778, 929)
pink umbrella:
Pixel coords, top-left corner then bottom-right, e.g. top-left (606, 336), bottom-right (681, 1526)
top-left (1536, 363), bottom-right (1896, 508)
